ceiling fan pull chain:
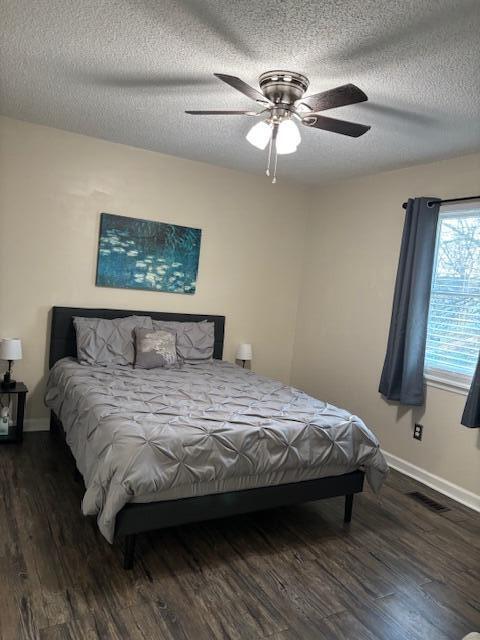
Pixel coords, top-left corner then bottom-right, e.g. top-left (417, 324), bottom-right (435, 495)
top-left (265, 133), bottom-right (273, 176)
top-left (272, 146), bottom-right (278, 184)
top-left (271, 123), bottom-right (279, 183)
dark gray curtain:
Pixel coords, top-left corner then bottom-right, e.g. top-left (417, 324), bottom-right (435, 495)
top-left (379, 197), bottom-right (441, 405)
top-left (461, 352), bottom-right (480, 427)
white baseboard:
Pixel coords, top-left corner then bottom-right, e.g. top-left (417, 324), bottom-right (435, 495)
top-left (24, 418), bottom-right (49, 432)
top-left (383, 450), bottom-right (480, 513)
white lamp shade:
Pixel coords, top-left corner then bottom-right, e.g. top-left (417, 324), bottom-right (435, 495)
top-left (0, 339), bottom-right (22, 361)
top-left (246, 121), bottom-right (272, 150)
top-left (236, 343), bottom-right (253, 361)
top-left (276, 119), bottom-right (301, 155)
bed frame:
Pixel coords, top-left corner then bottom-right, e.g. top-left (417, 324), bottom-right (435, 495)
top-left (49, 306), bottom-right (365, 569)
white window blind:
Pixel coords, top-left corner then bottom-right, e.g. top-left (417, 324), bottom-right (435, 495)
top-left (425, 201), bottom-right (480, 385)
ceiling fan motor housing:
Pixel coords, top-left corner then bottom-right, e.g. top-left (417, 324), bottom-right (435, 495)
top-left (259, 71), bottom-right (309, 106)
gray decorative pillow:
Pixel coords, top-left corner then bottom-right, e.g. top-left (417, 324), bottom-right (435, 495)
top-left (134, 328), bottom-right (180, 369)
top-left (152, 320), bottom-right (214, 363)
top-left (74, 315), bottom-right (152, 366)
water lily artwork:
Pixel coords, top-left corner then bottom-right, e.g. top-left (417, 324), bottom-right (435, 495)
top-left (96, 213), bottom-right (201, 294)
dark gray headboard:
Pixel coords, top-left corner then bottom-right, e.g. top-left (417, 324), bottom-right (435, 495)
top-left (49, 306), bottom-right (225, 368)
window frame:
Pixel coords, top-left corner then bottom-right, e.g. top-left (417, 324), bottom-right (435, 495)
top-left (424, 200), bottom-right (480, 394)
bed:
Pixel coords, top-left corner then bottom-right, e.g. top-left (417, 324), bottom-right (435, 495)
top-left (46, 306), bottom-right (388, 569)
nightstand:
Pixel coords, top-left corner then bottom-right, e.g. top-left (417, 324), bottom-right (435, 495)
top-left (0, 382), bottom-right (27, 444)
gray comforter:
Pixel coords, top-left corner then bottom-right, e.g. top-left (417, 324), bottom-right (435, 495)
top-left (45, 358), bottom-right (388, 542)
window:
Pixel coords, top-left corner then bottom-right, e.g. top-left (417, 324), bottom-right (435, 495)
top-left (424, 201), bottom-right (480, 389)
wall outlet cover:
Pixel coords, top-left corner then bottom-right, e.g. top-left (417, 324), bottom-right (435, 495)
top-left (413, 423), bottom-right (423, 441)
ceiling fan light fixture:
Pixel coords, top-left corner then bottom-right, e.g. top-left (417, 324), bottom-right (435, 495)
top-left (187, 71), bottom-right (370, 182)
top-left (276, 119), bottom-right (301, 155)
top-left (246, 120), bottom-right (272, 150)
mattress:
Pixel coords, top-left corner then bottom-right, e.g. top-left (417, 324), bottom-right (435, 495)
top-left (45, 358), bottom-right (388, 542)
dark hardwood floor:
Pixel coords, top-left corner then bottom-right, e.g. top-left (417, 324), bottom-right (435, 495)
top-left (0, 433), bottom-right (479, 640)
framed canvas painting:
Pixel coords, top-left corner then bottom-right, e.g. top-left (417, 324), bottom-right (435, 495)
top-left (96, 213), bottom-right (201, 294)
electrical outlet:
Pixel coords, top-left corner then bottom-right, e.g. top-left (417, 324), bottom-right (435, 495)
top-left (413, 423), bottom-right (423, 441)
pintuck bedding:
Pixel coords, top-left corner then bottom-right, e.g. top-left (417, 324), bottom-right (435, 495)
top-left (45, 358), bottom-right (388, 543)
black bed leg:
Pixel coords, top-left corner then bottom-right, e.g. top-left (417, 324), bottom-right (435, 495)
top-left (124, 534), bottom-right (136, 570)
top-left (344, 494), bottom-right (354, 523)
top-left (49, 411), bottom-right (59, 436)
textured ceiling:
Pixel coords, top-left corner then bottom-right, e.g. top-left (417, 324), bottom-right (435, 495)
top-left (1, 0), bottom-right (480, 185)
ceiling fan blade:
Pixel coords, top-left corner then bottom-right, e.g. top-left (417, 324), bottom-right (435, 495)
top-left (299, 84), bottom-right (368, 112)
top-left (185, 109), bottom-right (258, 115)
top-left (214, 73), bottom-right (271, 104)
top-left (302, 114), bottom-right (371, 137)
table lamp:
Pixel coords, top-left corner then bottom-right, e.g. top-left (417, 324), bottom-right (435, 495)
top-left (0, 339), bottom-right (22, 389)
top-left (236, 343), bottom-right (252, 368)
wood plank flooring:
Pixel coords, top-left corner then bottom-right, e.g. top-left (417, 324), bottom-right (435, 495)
top-left (0, 433), bottom-right (479, 640)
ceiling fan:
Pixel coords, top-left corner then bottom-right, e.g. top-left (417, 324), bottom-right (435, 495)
top-left (186, 71), bottom-right (371, 183)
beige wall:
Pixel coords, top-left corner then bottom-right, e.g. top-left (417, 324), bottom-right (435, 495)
top-left (292, 152), bottom-right (480, 496)
top-left (0, 116), bottom-right (310, 422)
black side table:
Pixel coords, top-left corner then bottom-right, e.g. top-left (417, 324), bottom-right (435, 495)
top-left (0, 382), bottom-right (28, 444)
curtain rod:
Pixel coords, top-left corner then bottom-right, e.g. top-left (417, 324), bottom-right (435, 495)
top-left (402, 195), bottom-right (480, 210)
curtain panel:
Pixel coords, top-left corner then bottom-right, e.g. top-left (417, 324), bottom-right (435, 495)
top-left (379, 197), bottom-right (441, 405)
top-left (462, 353), bottom-right (480, 428)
